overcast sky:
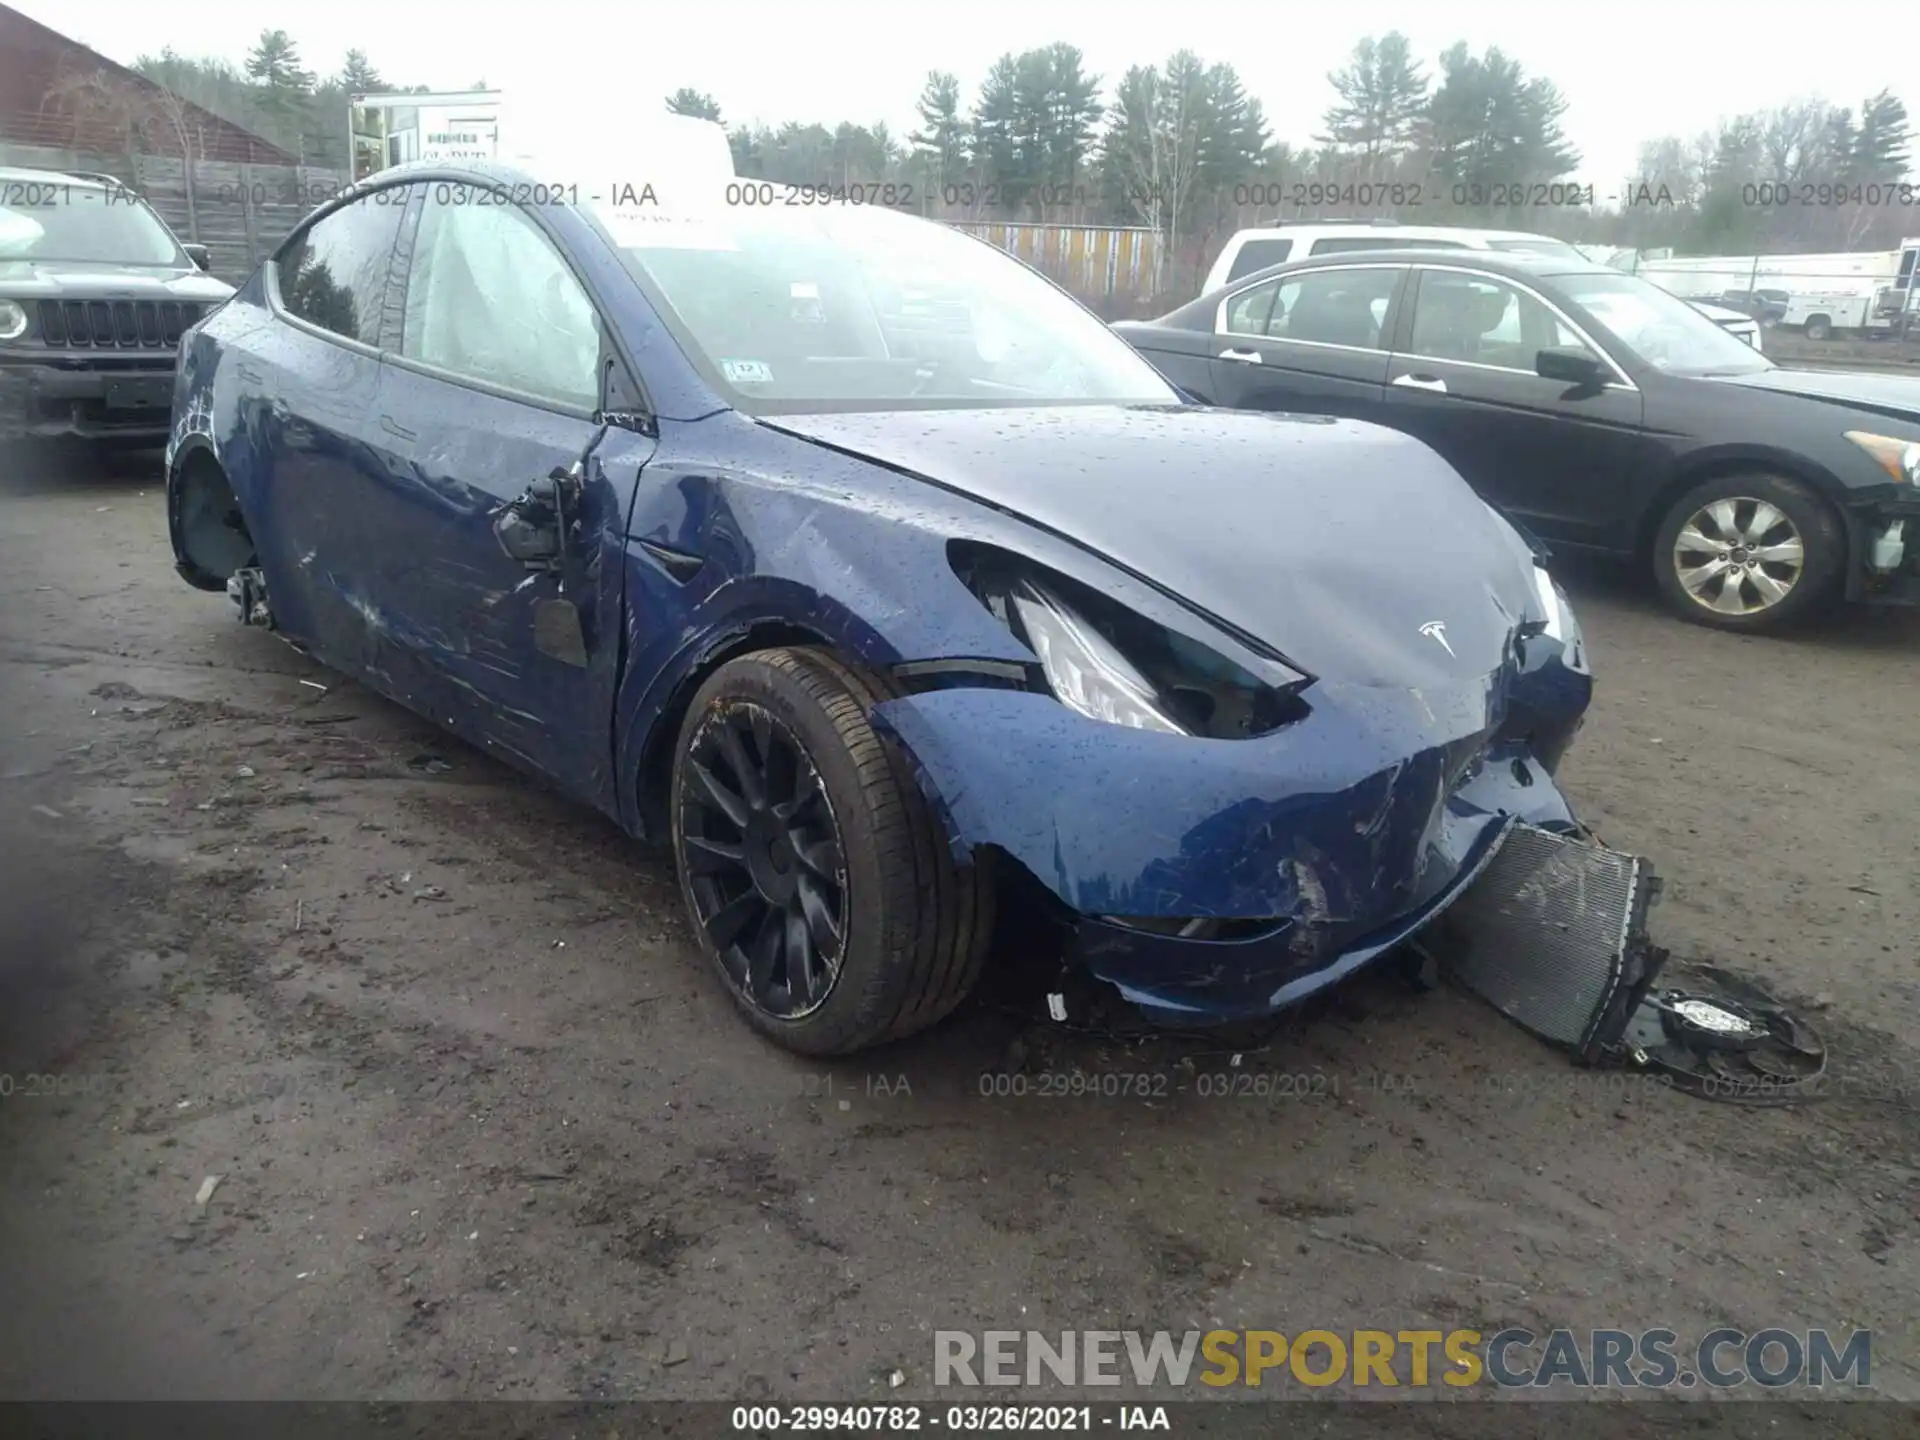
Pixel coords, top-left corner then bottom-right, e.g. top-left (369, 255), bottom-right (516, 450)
top-left (17, 0), bottom-right (1917, 193)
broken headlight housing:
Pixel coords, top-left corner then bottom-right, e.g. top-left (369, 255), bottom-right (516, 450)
top-left (1531, 565), bottom-right (1588, 674)
top-left (950, 543), bottom-right (1310, 740)
top-left (1010, 579), bottom-right (1185, 734)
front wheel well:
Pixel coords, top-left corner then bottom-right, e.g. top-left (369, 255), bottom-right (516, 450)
top-left (1633, 458), bottom-right (1848, 566)
top-left (636, 621), bottom-right (834, 838)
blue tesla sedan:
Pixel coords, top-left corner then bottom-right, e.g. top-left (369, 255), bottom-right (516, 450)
top-left (164, 160), bottom-right (1593, 1054)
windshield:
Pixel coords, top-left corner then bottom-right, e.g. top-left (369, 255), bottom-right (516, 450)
top-left (1555, 270), bottom-right (1774, 376)
top-left (1488, 237), bottom-right (1586, 260)
top-left (0, 185), bottom-right (185, 266)
top-left (604, 204), bottom-right (1179, 412)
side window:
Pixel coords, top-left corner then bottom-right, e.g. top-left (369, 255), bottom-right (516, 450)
top-left (1224, 238), bottom-right (1291, 282)
top-left (1266, 268), bottom-right (1399, 349)
top-left (275, 192), bottom-right (407, 344)
top-left (400, 184), bottom-right (601, 410)
top-left (1407, 272), bottom-right (1598, 371)
top-left (1222, 281), bottom-right (1279, 335)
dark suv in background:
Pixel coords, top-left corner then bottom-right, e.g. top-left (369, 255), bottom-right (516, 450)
top-left (0, 166), bottom-right (234, 451)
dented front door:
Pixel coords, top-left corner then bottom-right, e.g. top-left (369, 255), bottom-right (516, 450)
top-left (355, 183), bottom-right (653, 809)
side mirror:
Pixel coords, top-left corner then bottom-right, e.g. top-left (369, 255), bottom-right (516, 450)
top-left (1535, 346), bottom-right (1607, 387)
top-left (183, 244), bottom-right (212, 271)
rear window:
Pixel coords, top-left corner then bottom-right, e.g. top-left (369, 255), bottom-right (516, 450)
top-left (1224, 238), bottom-right (1292, 282)
top-left (1309, 236), bottom-right (1467, 255)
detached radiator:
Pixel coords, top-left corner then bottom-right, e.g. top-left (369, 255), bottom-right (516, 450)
top-left (1435, 823), bottom-right (1668, 1063)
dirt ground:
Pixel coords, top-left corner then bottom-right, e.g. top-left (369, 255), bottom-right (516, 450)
top-left (1, 447), bottom-right (1917, 1416)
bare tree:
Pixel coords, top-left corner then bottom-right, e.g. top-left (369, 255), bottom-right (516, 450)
top-left (1759, 99), bottom-right (1833, 181)
top-left (42, 66), bottom-right (159, 169)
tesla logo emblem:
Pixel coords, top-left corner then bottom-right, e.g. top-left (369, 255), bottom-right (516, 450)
top-left (1419, 620), bottom-right (1455, 657)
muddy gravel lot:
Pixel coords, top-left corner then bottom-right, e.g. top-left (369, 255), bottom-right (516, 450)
top-left (1, 449), bottom-right (1916, 1424)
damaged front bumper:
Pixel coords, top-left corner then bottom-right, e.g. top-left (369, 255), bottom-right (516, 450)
top-left (1851, 498), bottom-right (1920, 607)
top-left (0, 355), bottom-right (176, 444)
top-left (871, 654), bottom-right (1589, 1026)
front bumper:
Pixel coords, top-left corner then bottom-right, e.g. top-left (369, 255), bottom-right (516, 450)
top-left (1848, 495), bottom-right (1920, 607)
top-left (0, 354), bottom-right (176, 443)
top-left (872, 646), bottom-right (1590, 1025)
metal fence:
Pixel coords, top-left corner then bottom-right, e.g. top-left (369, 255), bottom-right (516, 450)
top-left (952, 222), bottom-right (1166, 315)
top-left (1621, 256), bottom-right (1920, 364)
top-left (1, 141), bottom-right (345, 283)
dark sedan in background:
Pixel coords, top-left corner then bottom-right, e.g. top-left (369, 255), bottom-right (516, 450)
top-left (1116, 251), bottom-right (1920, 632)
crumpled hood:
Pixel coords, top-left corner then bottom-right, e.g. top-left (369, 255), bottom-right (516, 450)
top-left (766, 404), bottom-right (1539, 689)
top-left (0, 259), bottom-right (233, 301)
top-left (1712, 367), bottom-right (1920, 425)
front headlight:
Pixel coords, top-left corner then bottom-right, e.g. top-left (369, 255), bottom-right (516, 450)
top-left (1009, 580), bottom-right (1188, 734)
top-left (949, 541), bottom-right (1311, 739)
top-left (1532, 565), bottom-right (1588, 674)
top-left (1532, 566), bottom-right (1568, 642)
top-left (1845, 431), bottom-right (1920, 486)
top-left (0, 299), bottom-right (27, 342)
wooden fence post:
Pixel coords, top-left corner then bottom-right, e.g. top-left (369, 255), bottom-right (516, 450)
top-left (240, 162), bottom-right (260, 270)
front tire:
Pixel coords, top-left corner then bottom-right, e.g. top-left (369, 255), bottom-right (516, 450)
top-left (1651, 473), bottom-right (1843, 632)
top-left (669, 646), bottom-right (994, 1055)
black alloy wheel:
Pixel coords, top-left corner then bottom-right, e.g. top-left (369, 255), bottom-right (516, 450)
top-left (679, 698), bottom-right (848, 1019)
top-left (669, 647), bottom-right (995, 1054)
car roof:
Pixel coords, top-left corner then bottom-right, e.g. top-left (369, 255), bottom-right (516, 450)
top-left (0, 165), bottom-right (125, 191)
top-left (1226, 246), bottom-right (1612, 288)
top-left (1226, 222), bottom-right (1562, 243)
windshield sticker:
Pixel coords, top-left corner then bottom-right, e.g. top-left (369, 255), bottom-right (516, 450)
top-left (720, 359), bottom-right (774, 386)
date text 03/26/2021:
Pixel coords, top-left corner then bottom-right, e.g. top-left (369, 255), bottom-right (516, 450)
top-left (731, 1405), bottom-right (1167, 1432)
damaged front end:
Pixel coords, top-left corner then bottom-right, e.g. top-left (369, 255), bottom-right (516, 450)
top-left (870, 540), bottom-right (1605, 1029)
top-left (1422, 823), bottom-right (1669, 1064)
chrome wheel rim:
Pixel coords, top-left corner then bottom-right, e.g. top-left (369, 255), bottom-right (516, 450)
top-left (678, 701), bottom-right (847, 1019)
top-left (1671, 497), bottom-right (1806, 617)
